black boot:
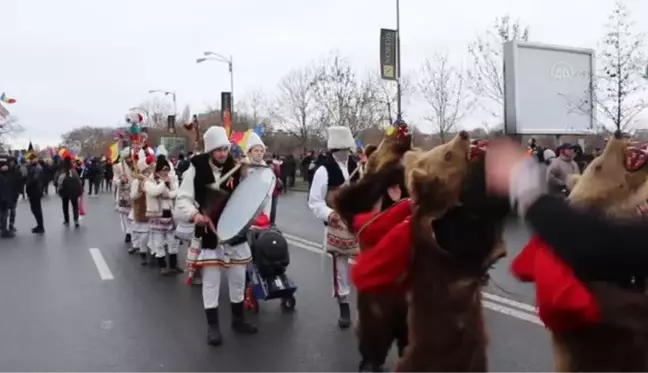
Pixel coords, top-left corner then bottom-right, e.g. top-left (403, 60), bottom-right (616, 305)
top-left (205, 308), bottom-right (223, 346)
top-left (139, 252), bottom-right (147, 266)
top-left (158, 257), bottom-right (171, 275)
top-left (127, 246), bottom-right (138, 254)
top-left (168, 254), bottom-right (183, 274)
top-left (230, 302), bottom-right (258, 334)
top-left (359, 361), bottom-right (384, 372)
top-left (338, 302), bottom-right (351, 329)
top-left (124, 233), bottom-right (132, 243)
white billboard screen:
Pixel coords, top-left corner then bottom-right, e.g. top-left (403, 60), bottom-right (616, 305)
top-left (504, 41), bottom-right (595, 135)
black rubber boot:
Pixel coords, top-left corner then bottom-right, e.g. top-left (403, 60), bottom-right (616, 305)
top-left (230, 302), bottom-right (258, 334)
top-left (124, 233), bottom-right (132, 243)
top-left (338, 302), bottom-right (351, 329)
top-left (205, 308), bottom-right (223, 346)
top-left (169, 254), bottom-right (183, 274)
top-left (158, 257), bottom-right (171, 275)
top-left (127, 246), bottom-right (138, 254)
top-left (140, 252), bottom-right (147, 266)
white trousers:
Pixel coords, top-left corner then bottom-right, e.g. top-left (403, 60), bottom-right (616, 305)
top-left (119, 214), bottom-right (132, 234)
top-left (132, 231), bottom-right (149, 253)
top-left (202, 264), bottom-right (247, 309)
top-left (149, 230), bottom-right (178, 258)
top-left (332, 254), bottom-right (351, 303)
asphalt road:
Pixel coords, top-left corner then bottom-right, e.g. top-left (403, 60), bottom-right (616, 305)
top-left (0, 190), bottom-right (553, 371)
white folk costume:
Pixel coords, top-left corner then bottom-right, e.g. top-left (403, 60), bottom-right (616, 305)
top-left (129, 150), bottom-right (154, 260)
top-left (174, 126), bottom-right (257, 347)
top-left (113, 147), bottom-right (133, 244)
top-left (144, 154), bottom-right (181, 275)
top-left (308, 126), bottom-right (360, 329)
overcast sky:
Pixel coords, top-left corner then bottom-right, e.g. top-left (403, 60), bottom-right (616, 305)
top-left (1, 0), bottom-right (646, 148)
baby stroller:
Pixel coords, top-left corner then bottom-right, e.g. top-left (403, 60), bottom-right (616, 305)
top-left (243, 215), bottom-right (297, 313)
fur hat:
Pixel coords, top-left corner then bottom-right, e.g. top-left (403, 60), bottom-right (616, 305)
top-left (327, 126), bottom-right (356, 151)
top-left (136, 149), bottom-right (156, 173)
top-left (157, 145), bottom-right (168, 157)
top-left (246, 132), bottom-right (265, 153)
top-left (365, 122), bottom-right (412, 175)
top-left (119, 146), bottom-right (131, 159)
top-left (203, 126), bottom-right (230, 153)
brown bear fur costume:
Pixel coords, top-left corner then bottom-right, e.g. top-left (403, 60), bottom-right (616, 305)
top-left (395, 132), bottom-right (509, 372)
top-left (334, 124), bottom-right (412, 371)
top-left (547, 132), bottom-right (648, 372)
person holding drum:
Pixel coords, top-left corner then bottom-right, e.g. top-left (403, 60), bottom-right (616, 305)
top-left (242, 131), bottom-right (274, 226)
top-left (174, 125), bottom-right (258, 347)
top-left (308, 126), bottom-right (360, 329)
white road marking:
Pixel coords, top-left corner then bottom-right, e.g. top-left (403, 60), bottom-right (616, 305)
top-left (284, 235), bottom-right (543, 326)
top-left (89, 248), bottom-right (114, 280)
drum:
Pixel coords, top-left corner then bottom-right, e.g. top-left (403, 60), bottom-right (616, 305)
top-left (217, 165), bottom-right (276, 244)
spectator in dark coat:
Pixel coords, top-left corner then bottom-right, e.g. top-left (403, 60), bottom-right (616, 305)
top-left (25, 154), bottom-right (45, 233)
top-left (301, 151), bottom-right (315, 182)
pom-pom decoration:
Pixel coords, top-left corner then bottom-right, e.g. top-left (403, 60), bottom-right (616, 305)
top-left (395, 122), bottom-right (409, 141)
top-left (626, 141), bottom-right (648, 171)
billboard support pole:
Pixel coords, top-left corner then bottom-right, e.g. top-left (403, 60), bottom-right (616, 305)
top-left (395, 0), bottom-right (402, 122)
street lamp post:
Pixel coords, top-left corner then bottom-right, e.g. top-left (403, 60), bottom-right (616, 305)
top-left (148, 89), bottom-right (177, 115)
top-left (196, 52), bottom-right (234, 117)
top-left (395, 0), bottom-right (402, 122)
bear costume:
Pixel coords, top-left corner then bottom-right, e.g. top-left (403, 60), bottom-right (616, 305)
top-left (512, 131), bottom-right (648, 372)
top-left (335, 122), bottom-right (412, 372)
top-left (351, 132), bottom-right (510, 371)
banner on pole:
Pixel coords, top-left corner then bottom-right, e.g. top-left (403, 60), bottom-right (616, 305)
top-left (380, 28), bottom-right (398, 81)
top-left (167, 115), bottom-right (176, 133)
top-left (221, 92), bottom-right (232, 137)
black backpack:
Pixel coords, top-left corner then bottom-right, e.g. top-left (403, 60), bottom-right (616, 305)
top-left (59, 170), bottom-right (82, 198)
top-left (251, 229), bottom-right (289, 277)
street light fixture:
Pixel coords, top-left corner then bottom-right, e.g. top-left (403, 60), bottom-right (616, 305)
top-left (148, 89), bottom-right (177, 115)
top-left (196, 51), bottom-right (235, 117)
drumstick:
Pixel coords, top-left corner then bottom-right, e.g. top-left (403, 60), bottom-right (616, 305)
top-left (217, 164), bottom-right (242, 186)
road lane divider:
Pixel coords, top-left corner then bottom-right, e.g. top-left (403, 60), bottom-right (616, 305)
top-left (89, 248), bottom-right (114, 280)
top-left (284, 234), bottom-right (542, 326)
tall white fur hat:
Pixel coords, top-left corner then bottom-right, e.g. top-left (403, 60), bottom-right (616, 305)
top-left (157, 145), bottom-right (168, 157)
top-left (327, 126), bottom-right (356, 151)
top-left (246, 132), bottom-right (265, 153)
top-left (203, 126), bottom-right (230, 153)
top-left (137, 149), bottom-right (155, 172)
top-left (119, 146), bottom-right (131, 159)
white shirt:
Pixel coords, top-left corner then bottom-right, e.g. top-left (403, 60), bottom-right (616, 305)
top-left (308, 159), bottom-right (349, 222)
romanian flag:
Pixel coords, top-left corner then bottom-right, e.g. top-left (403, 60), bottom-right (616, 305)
top-left (223, 109), bottom-right (232, 137)
top-left (1, 93), bottom-right (16, 104)
top-left (108, 142), bottom-right (118, 161)
top-left (230, 129), bottom-right (251, 151)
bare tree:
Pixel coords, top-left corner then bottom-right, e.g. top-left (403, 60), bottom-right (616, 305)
top-left (467, 15), bottom-right (530, 116)
top-left (272, 66), bottom-right (320, 149)
top-left (374, 73), bottom-right (412, 124)
top-left (311, 51), bottom-right (382, 135)
top-left (61, 125), bottom-right (115, 156)
top-left (570, 0), bottom-right (647, 132)
top-left (138, 97), bottom-right (173, 129)
top-left (0, 116), bottom-right (24, 148)
top-left (418, 53), bottom-right (474, 142)
top-left (239, 89), bottom-right (268, 126)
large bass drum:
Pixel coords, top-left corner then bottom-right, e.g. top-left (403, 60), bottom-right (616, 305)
top-left (217, 166), bottom-right (276, 245)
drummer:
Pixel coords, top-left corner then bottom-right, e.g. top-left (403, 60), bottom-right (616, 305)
top-left (175, 126), bottom-right (258, 347)
top-left (308, 126), bottom-right (360, 329)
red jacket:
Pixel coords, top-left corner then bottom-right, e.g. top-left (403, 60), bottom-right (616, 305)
top-left (511, 235), bottom-right (601, 332)
top-left (351, 199), bottom-right (413, 293)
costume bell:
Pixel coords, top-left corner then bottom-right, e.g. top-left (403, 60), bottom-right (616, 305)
top-left (129, 150), bottom-right (154, 260)
top-left (308, 126), bottom-right (360, 328)
top-left (113, 147), bottom-right (133, 244)
top-left (144, 151), bottom-right (182, 276)
top-left (174, 126), bottom-right (257, 347)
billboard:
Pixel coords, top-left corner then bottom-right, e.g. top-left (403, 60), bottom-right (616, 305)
top-left (503, 41), bottom-right (595, 135)
top-left (380, 29), bottom-right (398, 81)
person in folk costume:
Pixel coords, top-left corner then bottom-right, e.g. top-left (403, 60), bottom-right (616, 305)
top-left (174, 126), bottom-right (258, 347)
top-left (113, 147), bottom-right (134, 244)
top-left (242, 132), bottom-right (274, 227)
top-left (334, 122), bottom-right (411, 372)
top-left (308, 126), bottom-right (360, 329)
top-left (357, 144), bottom-right (378, 179)
top-left (130, 149), bottom-right (155, 259)
top-left (144, 150), bottom-right (182, 276)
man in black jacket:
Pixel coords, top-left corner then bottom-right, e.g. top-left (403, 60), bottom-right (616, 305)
top-left (0, 154), bottom-right (20, 237)
top-left (25, 154), bottom-right (44, 234)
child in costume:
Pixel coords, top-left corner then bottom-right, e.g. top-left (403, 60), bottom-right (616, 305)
top-left (144, 152), bottom-right (181, 275)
